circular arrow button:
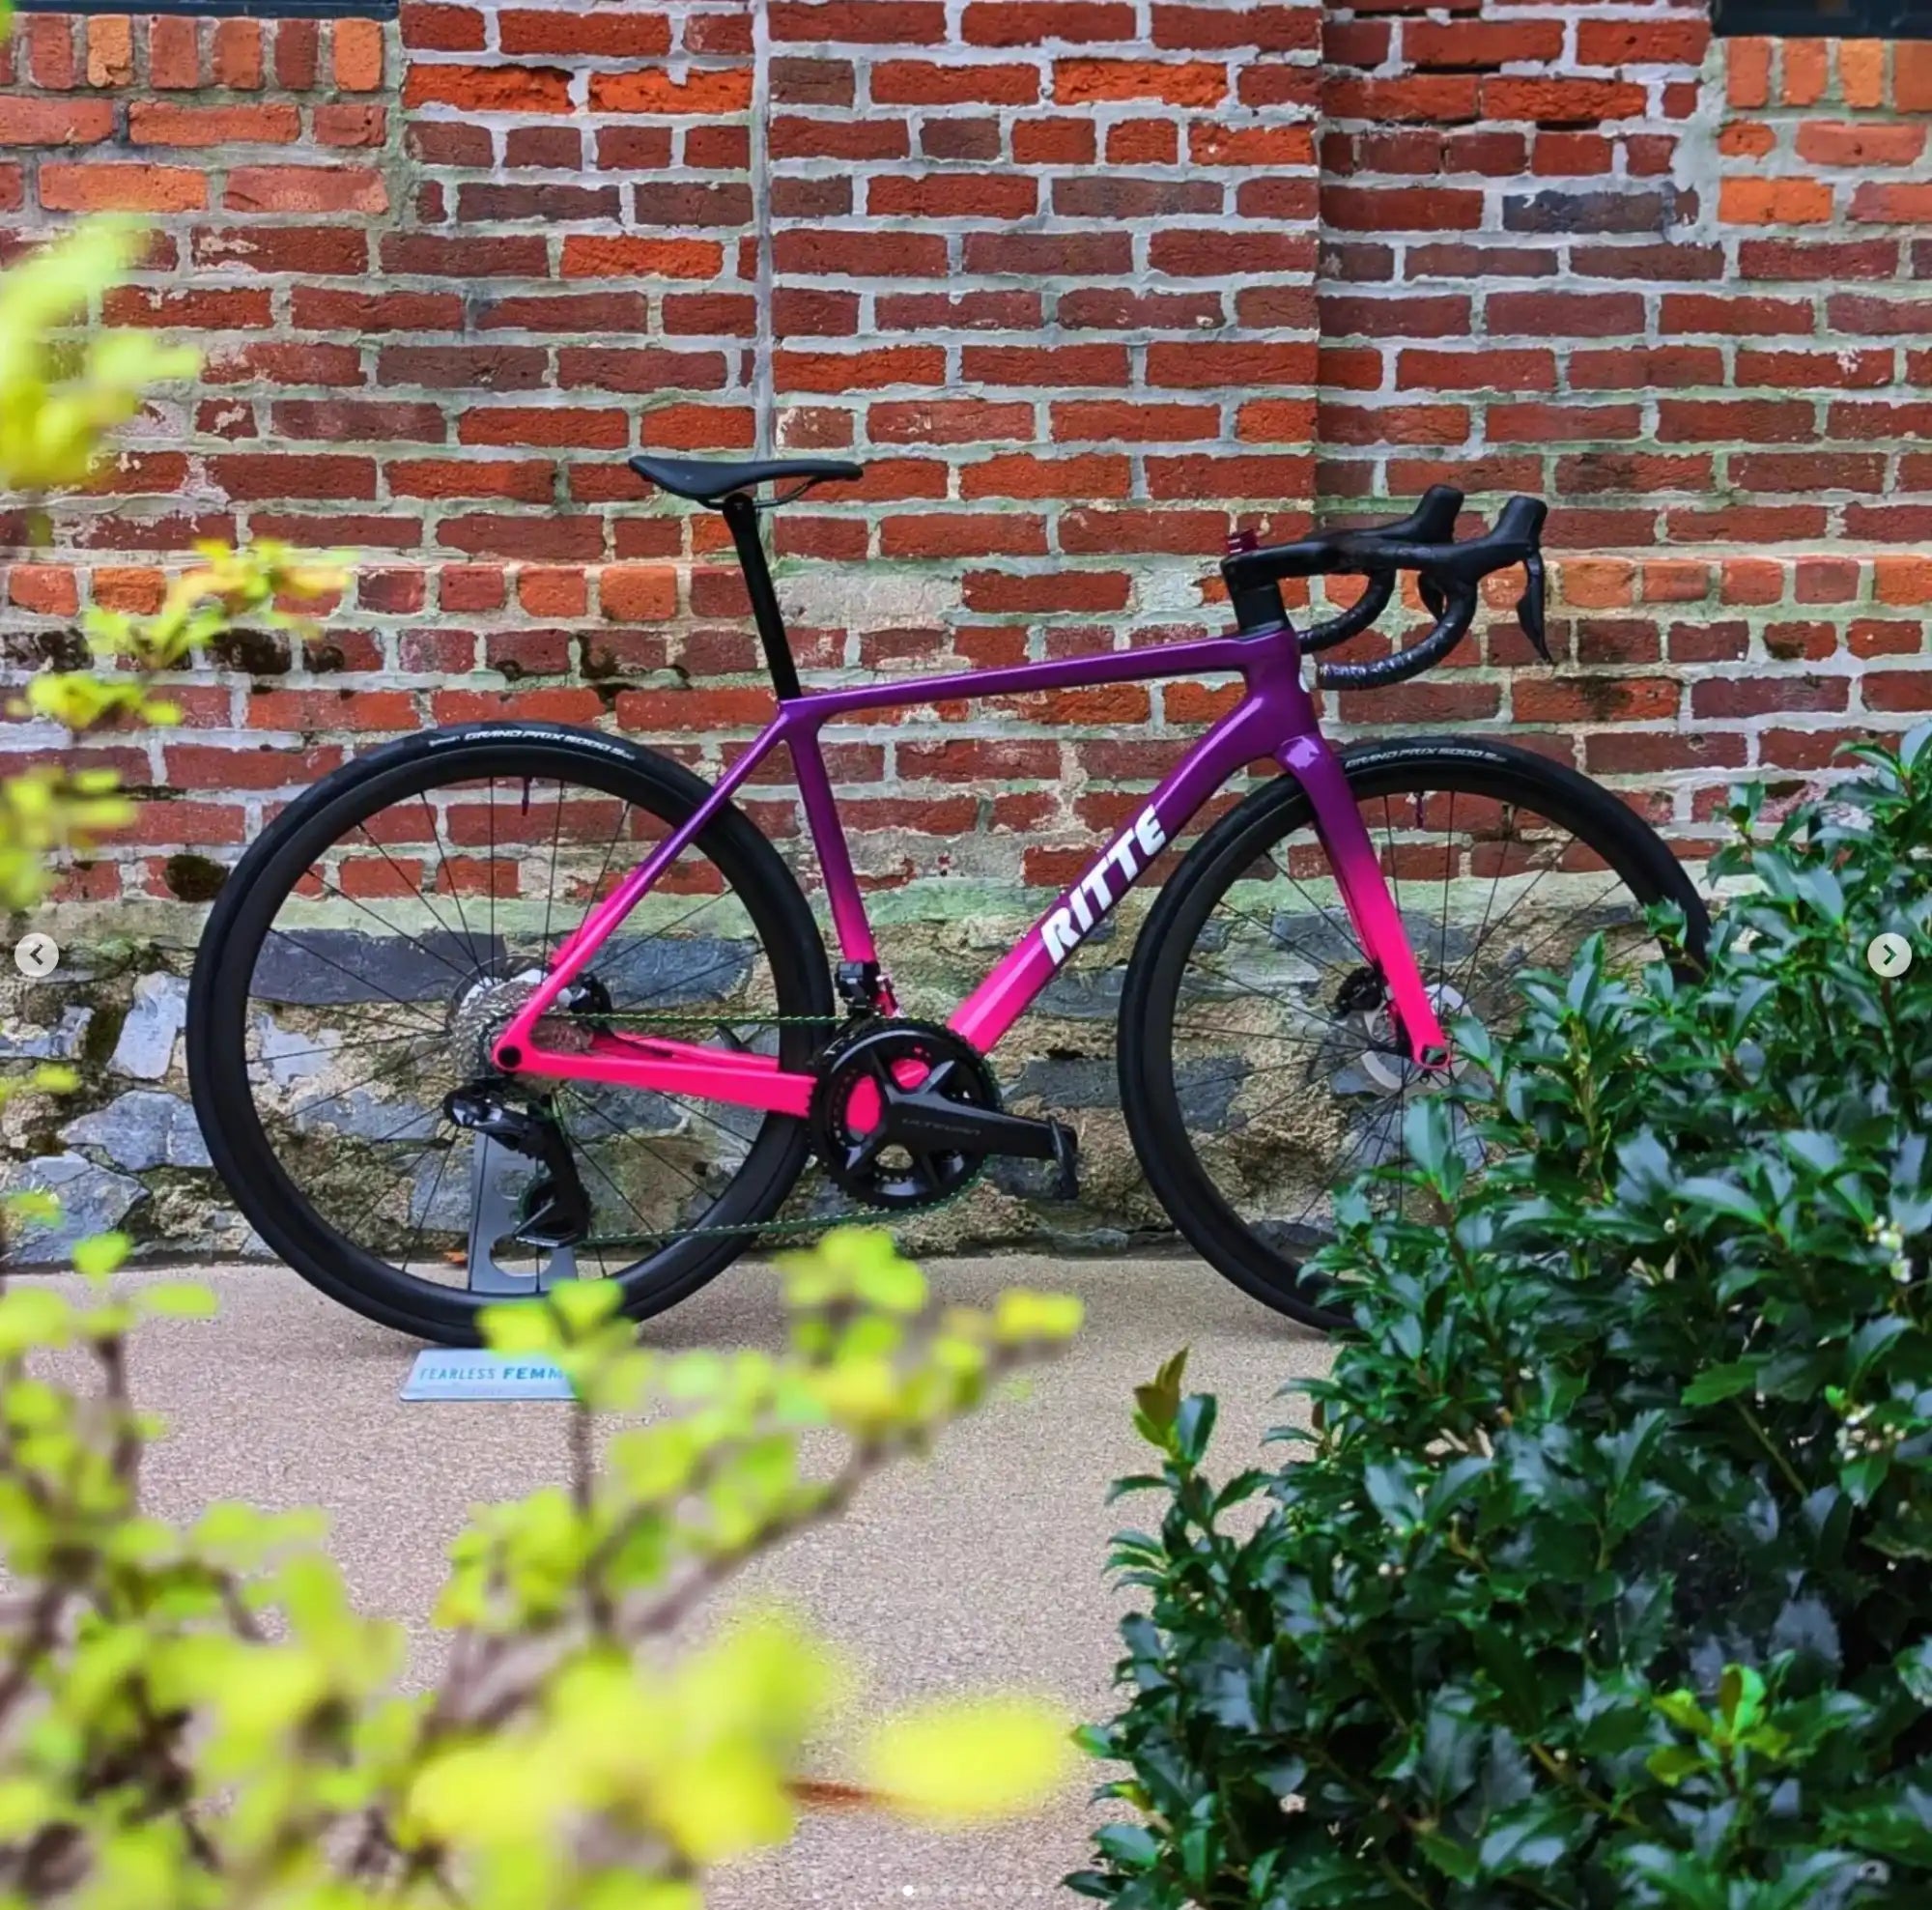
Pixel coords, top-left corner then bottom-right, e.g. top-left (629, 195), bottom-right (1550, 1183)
top-left (1868, 932), bottom-right (1914, 980)
top-left (14, 932), bottom-right (59, 980)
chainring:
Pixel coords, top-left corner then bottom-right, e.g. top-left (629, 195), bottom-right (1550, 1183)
top-left (810, 1018), bottom-right (999, 1212)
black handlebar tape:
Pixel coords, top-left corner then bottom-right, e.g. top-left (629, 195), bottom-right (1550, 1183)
top-left (1316, 577), bottom-right (1480, 692)
top-left (1299, 570), bottom-right (1396, 653)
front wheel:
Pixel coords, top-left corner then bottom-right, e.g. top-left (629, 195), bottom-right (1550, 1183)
top-left (1118, 738), bottom-right (1707, 1331)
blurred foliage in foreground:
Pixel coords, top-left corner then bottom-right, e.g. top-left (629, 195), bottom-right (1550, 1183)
top-left (0, 1230), bottom-right (1081, 1905)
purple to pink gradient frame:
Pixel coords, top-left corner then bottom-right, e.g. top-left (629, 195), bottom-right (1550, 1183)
top-left (492, 620), bottom-right (1450, 1116)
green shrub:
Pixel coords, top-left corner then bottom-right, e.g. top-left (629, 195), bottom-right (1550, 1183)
top-left (1078, 728), bottom-right (1932, 1910)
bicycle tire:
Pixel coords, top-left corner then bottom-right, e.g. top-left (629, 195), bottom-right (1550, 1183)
top-left (1118, 736), bottom-right (1708, 1332)
top-left (186, 722), bottom-right (833, 1345)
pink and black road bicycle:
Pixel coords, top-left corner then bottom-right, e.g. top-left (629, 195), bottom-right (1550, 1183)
top-left (187, 463), bottom-right (1706, 1345)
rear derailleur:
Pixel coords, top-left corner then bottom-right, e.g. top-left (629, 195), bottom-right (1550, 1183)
top-left (443, 1082), bottom-right (590, 1248)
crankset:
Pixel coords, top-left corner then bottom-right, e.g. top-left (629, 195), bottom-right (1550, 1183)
top-left (443, 1083), bottom-right (591, 1248)
top-left (810, 1019), bottom-right (1078, 1212)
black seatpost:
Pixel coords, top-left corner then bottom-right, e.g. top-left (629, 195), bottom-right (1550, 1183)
top-left (719, 490), bottom-right (802, 699)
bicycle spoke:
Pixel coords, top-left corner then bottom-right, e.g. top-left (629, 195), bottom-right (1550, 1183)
top-left (1184, 952), bottom-right (1397, 1051)
top-left (298, 871), bottom-right (470, 984)
top-left (541, 781), bottom-right (564, 957)
top-left (282, 1041), bottom-right (437, 1126)
top-left (563, 1088), bottom-right (712, 1205)
top-left (1262, 846), bottom-right (1362, 968)
top-left (574, 799), bottom-right (633, 946)
top-left (419, 793), bottom-right (485, 968)
top-left (253, 1027), bottom-right (438, 1068)
top-left (355, 822), bottom-right (465, 951)
top-left (1155, 766), bottom-right (1687, 1326)
top-left (259, 927), bottom-right (446, 1033)
top-left (403, 1137), bottom-right (456, 1280)
top-left (565, 1107), bottom-right (682, 1247)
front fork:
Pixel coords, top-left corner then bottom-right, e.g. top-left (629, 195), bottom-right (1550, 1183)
top-left (1279, 733), bottom-right (1450, 1069)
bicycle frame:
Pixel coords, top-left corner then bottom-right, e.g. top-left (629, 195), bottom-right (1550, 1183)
top-left (491, 620), bottom-right (1451, 1117)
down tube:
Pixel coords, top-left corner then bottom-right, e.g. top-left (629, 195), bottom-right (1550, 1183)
top-left (951, 696), bottom-right (1282, 1054)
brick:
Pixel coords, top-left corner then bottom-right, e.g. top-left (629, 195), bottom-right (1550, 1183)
top-left (1719, 179), bottom-right (1835, 226)
top-left (1726, 37), bottom-right (1773, 109)
top-left (213, 19), bottom-right (263, 89)
top-left (962, 2), bottom-right (1132, 44)
top-left (1405, 18), bottom-right (1563, 68)
top-left (593, 565), bottom-right (676, 621)
top-left (401, 5), bottom-right (487, 51)
top-left (272, 18), bottom-right (317, 87)
top-left (408, 63), bottom-right (574, 113)
top-left (1799, 122), bottom-right (1925, 168)
top-left (225, 167), bottom-right (387, 215)
top-left (1052, 59), bottom-right (1227, 106)
top-left (1324, 185), bottom-right (1484, 231)
top-left (1780, 39), bottom-right (1830, 108)
top-left (84, 16), bottom-right (133, 87)
top-left (127, 101), bottom-right (300, 146)
top-left (24, 16), bottom-right (77, 90)
top-left (1851, 184), bottom-right (1932, 225)
top-left (1485, 78), bottom-right (1647, 125)
top-left (1326, 75), bottom-right (1480, 124)
top-left (1838, 40), bottom-right (1887, 109)
top-left (1895, 43), bottom-right (1932, 111)
top-left (40, 164), bottom-right (207, 213)
top-left (560, 237), bottom-right (724, 280)
top-left (0, 99), bottom-right (116, 144)
top-left (149, 18), bottom-right (201, 87)
top-left (1577, 19), bottom-right (1709, 68)
top-left (499, 10), bottom-right (669, 56)
top-left (1876, 556), bottom-right (1932, 607)
top-left (332, 19), bottom-right (384, 91)
top-left (1488, 291), bottom-right (1643, 338)
top-left (1389, 348), bottom-right (1554, 396)
top-left (1660, 294), bottom-right (1813, 337)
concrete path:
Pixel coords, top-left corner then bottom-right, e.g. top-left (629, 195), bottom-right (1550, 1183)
top-left (29, 1253), bottom-right (1332, 1907)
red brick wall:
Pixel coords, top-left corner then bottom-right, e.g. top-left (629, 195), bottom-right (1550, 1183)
top-left (2, 2), bottom-right (1929, 917)
top-left (1321, 10), bottom-right (1932, 550)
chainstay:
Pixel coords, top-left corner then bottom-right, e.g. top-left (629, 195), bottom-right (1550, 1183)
top-left (554, 1010), bottom-right (989, 1248)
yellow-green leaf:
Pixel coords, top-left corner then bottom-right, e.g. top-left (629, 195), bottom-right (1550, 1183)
top-left (859, 1697), bottom-right (1074, 1826)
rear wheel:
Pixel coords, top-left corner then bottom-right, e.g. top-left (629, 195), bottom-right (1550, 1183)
top-left (186, 724), bottom-right (832, 1345)
top-left (1118, 738), bottom-right (1706, 1331)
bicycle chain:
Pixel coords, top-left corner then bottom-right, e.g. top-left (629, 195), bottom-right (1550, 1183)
top-left (562, 1009), bottom-right (992, 1249)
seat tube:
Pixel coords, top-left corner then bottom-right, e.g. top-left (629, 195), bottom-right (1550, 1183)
top-left (1280, 733), bottom-right (1449, 1066)
top-left (788, 717), bottom-right (883, 973)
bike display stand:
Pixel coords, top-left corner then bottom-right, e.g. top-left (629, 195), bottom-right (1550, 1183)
top-left (467, 1136), bottom-right (576, 1293)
